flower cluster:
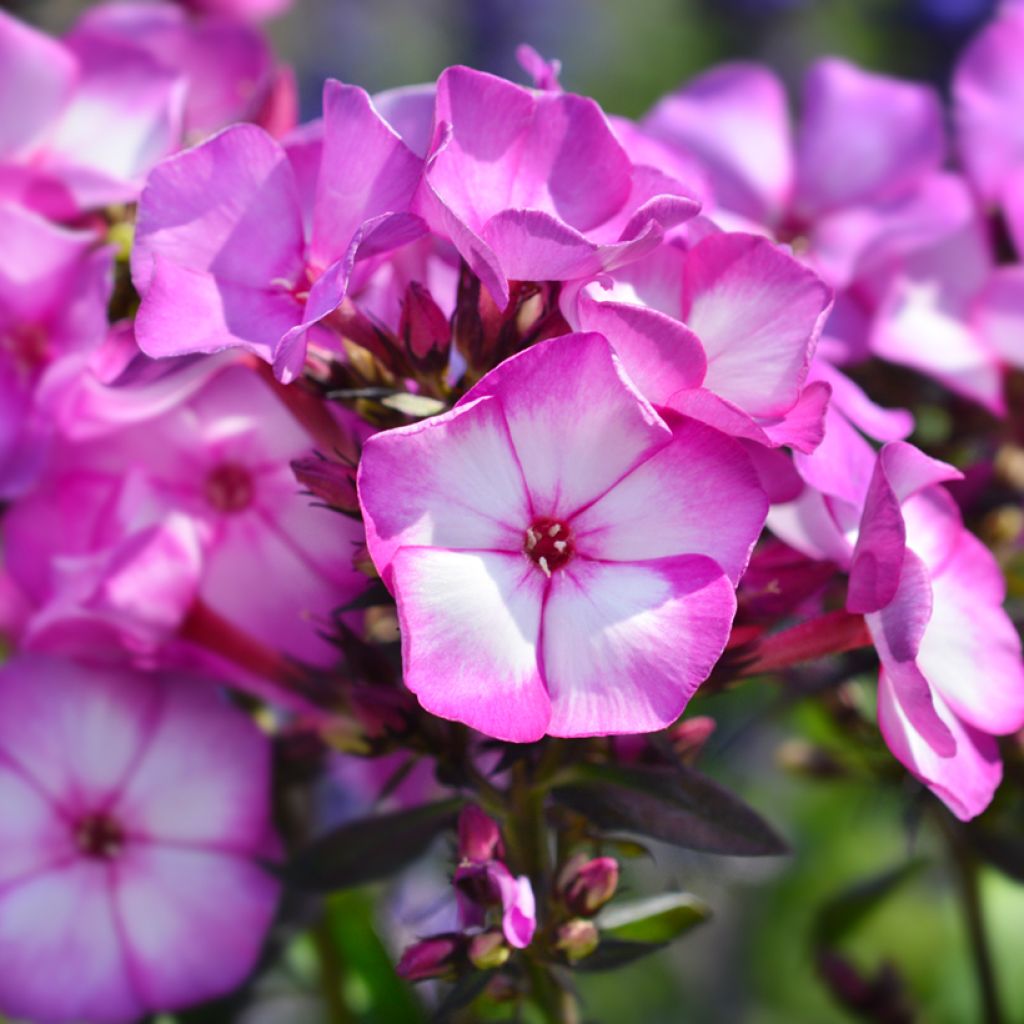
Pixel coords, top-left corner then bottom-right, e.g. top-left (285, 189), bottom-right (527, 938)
top-left (2, 1), bottom-right (1024, 1020)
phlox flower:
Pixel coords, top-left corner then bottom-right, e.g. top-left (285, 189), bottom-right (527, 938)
top-left (413, 66), bottom-right (702, 308)
top-left (771, 435), bottom-right (1024, 819)
top-left (131, 79), bottom-right (424, 381)
top-left (563, 230), bottom-right (833, 452)
top-left (0, 655), bottom-right (279, 1024)
top-left (358, 332), bottom-right (767, 741)
top-left (0, 202), bottom-right (112, 497)
top-left (3, 361), bottom-right (366, 668)
top-left (0, 9), bottom-right (184, 219)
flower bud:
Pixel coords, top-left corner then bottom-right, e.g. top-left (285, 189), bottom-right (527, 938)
top-left (396, 934), bottom-right (462, 982)
top-left (468, 930), bottom-right (510, 971)
top-left (291, 454), bottom-right (359, 515)
top-left (668, 715), bottom-right (716, 765)
top-left (458, 805), bottom-right (504, 863)
top-left (560, 856), bottom-right (619, 916)
top-left (555, 919), bottom-right (599, 964)
top-left (400, 281), bottom-right (451, 374)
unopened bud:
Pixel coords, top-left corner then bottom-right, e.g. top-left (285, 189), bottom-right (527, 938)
top-left (556, 919), bottom-right (599, 964)
top-left (468, 930), bottom-right (510, 971)
top-left (668, 716), bottom-right (716, 764)
top-left (291, 455), bottom-right (359, 515)
top-left (560, 856), bottom-right (619, 916)
top-left (396, 934), bottom-right (461, 982)
top-left (458, 805), bottom-right (504, 863)
top-left (400, 281), bottom-right (451, 373)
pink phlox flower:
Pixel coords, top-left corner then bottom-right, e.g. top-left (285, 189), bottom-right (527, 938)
top-left (358, 331), bottom-right (767, 741)
top-left (131, 78), bottom-right (426, 382)
top-left (0, 9), bottom-right (185, 219)
top-left (0, 201), bottom-right (112, 497)
top-left (413, 66), bottom-right (702, 308)
top-left (68, 1), bottom-right (296, 143)
top-left (3, 362), bottom-right (367, 668)
top-left (0, 655), bottom-right (280, 1024)
top-left (563, 230), bottom-right (834, 453)
top-left (771, 430), bottom-right (1024, 819)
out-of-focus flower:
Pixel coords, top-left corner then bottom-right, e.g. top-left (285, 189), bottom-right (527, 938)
top-left (0, 10), bottom-right (184, 219)
top-left (358, 332), bottom-right (766, 740)
top-left (772, 436), bottom-right (1024, 818)
top-left (131, 81), bottom-right (424, 382)
top-left (396, 934), bottom-right (462, 981)
top-left (68, 1), bottom-right (296, 143)
top-left (415, 66), bottom-right (701, 308)
top-left (3, 362), bottom-right (366, 667)
top-left (0, 654), bottom-right (279, 1023)
top-left (176, 0), bottom-right (294, 20)
top-left (0, 202), bottom-right (112, 497)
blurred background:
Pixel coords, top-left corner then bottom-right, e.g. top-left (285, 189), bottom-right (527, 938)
top-left (5, 1), bottom-right (1021, 1022)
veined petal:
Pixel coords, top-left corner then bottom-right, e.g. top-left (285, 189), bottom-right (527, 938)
top-left (359, 396), bottom-right (530, 582)
top-left (390, 548), bottom-right (549, 742)
top-left (878, 671), bottom-right (1001, 821)
top-left (542, 556), bottom-right (735, 737)
top-left (571, 417), bottom-right (766, 583)
top-left (459, 333), bottom-right (670, 517)
top-left (681, 232), bottom-right (831, 418)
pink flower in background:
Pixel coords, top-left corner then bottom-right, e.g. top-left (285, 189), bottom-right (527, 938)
top-left (0, 202), bottom-right (112, 497)
top-left (358, 332), bottom-right (767, 740)
top-left (0, 9), bottom-right (184, 219)
top-left (68, 1), bottom-right (296, 142)
top-left (4, 362), bottom-right (366, 667)
top-left (565, 231), bottom-right (833, 452)
top-left (177, 0), bottom-right (294, 20)
top-left (131, 80), bottom-right (424, 381)
top-left (416, 66), bottom-right (701, 308)
top-left (954, 3), bottom-right (1024, 252)
top-left (0, 655), bottom-right (279, 1023)
top-left (771, 435), bottom-right (1024, 819)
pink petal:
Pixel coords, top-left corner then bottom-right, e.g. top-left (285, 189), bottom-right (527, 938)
top-left (866, 551), bottom-right (956, 758)
top-left (973, 263), bottom-right (1024, 369)
top-left (359, 395), bottom-right (530, 583)
top-left (917, 529), bottom-right (1024, 736)
top-left (571, 417), bottom-right (766, 583)
top-left (794, 58), bottom-right (945, 218)
top-left (372, 82), bottom-right (436, 158)
top-left (0, 656), bottom-right (161, 813)
top-left (878, 671), bottom-right (1001, 821)
top-left (680, 233), bottom-right (832, 419)
top-left (847, 457), bottom-right (907, 615)
top-left (460, 332), bottom-right (671, 517)
top-left (643, 62), bottom-right (793, 225)
top-left (542, 556), bottom-right (736, 736)
top-left (390, 547), bottom-right (549, 742)
top-left (0, 861), bottom-right (140, 1024)
top-left (0, 765), bottom-right (73, 887)
top-left (310, 80), bottom-right (423, 269)
top-left (113, 845), bottom-right (278, 1011)
top-left (953, 7), bottom-right (1024, 203)
top-left (132, 123), bottom-right (304, 295)
top-left (0, 11), bottom-right (77, 159)
top-left (572, 293), bottom-right (707, 406)
top-left (113, 678), bottom-right (275, 852)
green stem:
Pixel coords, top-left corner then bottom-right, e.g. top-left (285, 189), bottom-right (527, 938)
top-left (942, 819), bottom-right (1004, 1024)
top-left (312, 916), bottom-right (355, 1024)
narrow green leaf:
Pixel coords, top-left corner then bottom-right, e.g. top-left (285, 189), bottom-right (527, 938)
top-left (429, 970), bottom-right (495, 1023)
top-left (285, 798), bottom-right (462, 891)
top-left (571, 939), bottom-right (667, 972)
top-left (552, 762), bottom-right (788, 856)
top-left (597, 892), bottom-right (710, 944)
top-left (813, 859), bottom-right (925, 947)
top-left (380, 393), bottom-right (447, 418)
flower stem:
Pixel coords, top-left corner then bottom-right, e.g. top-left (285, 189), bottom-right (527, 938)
top-left (312, 916), bottom-right (356, 1024)
top-left (945, 822), bottom-right (1004, 1024)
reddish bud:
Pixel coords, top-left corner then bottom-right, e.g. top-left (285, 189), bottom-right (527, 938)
top-left (560, 856), bottom-right (619, 916)
top-left (458, 805), bottom-right (504, 863)
top-left (291, 454), bottom-right (359, 515)
top-left (396, 934), bottom-right (462, 982)
top-left (400, 281), bottom-right (451, 373)
top-left (668, 716), bottom-right (716, 765)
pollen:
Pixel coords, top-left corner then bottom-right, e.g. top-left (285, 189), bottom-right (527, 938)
top-left (524, 516), bottom-right (574, 573)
